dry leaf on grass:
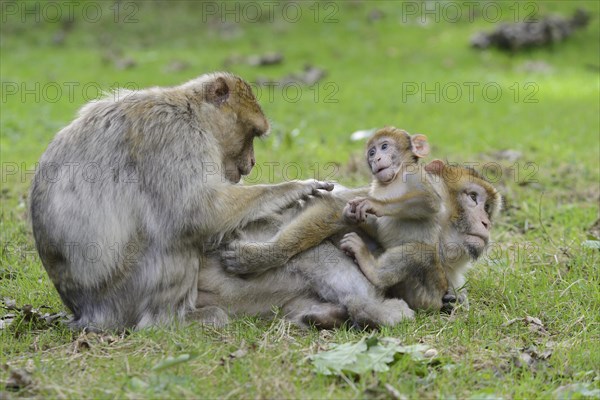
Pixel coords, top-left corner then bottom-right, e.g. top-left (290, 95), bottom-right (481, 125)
top-left (5, 369), bottom-right (33, 391)
top-left (502, 315), bottom-right (550, 335)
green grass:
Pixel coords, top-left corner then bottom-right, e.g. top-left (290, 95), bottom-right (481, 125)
top-left (1, 1), bottom-right (599, 398)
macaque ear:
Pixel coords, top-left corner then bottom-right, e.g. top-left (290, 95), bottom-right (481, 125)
top-left (425, 159), bottom-right (445, 175)
top-left (411, 134), bottom-right (430, 158)
top-left (207, 76), bottom-right (230, 106)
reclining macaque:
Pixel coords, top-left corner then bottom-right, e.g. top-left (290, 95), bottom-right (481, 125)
top-left (224, 127), bottom-right (500, 310)
top-left (199, 128), bottom-right (500, 326)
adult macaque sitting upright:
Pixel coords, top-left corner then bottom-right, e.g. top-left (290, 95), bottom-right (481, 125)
top-left (30, 73), bottom-right (334, 331)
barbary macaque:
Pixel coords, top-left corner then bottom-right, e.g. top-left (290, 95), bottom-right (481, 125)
top-left (198, 158), bottom-right (501, 328)
top-left (30, 72), bottom-right (333, 331)
top-left (221, 128), bottom-right (501, 313)
top-left (381, 159), bottom-right (500, 311)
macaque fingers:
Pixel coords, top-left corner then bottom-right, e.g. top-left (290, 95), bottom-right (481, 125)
top-left (315, 181), bottom-right (335, 192)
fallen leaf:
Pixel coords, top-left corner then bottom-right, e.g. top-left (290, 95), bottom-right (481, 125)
top-left (311, 337), bottom-right (367, 375)
top-left (553, 383), bottom-right (600, 399)
top-left (0, 314), bottom-right (15, 330)
top-left (502, 316), bottom-right (549, 335)
top-left (255, 65), bottom-right (327, 87)
top-left (582, 240), bottom-right (600, 249)
top-left (512, 352), bottom-right (534, 369)
top-left (5, 369), bottom-right (32, 391)
top-left (513, 345), bottom-right (553, 371)
top-left (229, 348), bottom-right (247, 359)
top-left (310, 336), bottom-right (431, 376)
top-left (524, 316), bottom-right (543, 326)
top-left (502, 318), bottom-right (519, 327)
top-left (3, 298), bottom-right (17, 310)
top-left (523, 345), bottom-right (552, 360)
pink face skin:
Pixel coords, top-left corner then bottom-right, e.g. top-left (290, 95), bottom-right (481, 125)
top-left (457, 183), bottom-right (492, 258)
top-left (367, 137), bottom-right (402, 184)
top-left (366, 130), bottom-right (430, 186)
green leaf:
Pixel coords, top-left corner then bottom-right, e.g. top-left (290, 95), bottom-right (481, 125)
top-left (582, 240), bottom-right (600, 249)
top-left (310, 336), bottom-right (432, 376)
top-left (151, 353), bottom-right (198, 371)
top-left (311, 337), bottom-right (368, 375)
top-left (553, 383), bottom-right (600, 399)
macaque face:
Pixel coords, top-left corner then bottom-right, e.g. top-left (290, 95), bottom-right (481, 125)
top-left (366, 137), bottom-right (402, 184)
top-left (222, 121), bottom-right (266, 183)
top-left (366, 128), bottom-right (428, 185)
top-left (214, 78), bottom-right (270, 183)
top-left (454, 182), bottom-right (493, 258)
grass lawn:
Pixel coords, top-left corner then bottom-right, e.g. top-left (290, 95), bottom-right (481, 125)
top-left (1, 1), bottom-right (599, 398)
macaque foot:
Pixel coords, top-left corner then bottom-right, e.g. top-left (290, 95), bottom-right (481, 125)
top-left (380, 298), bottom-right (415, 324)
top-left (189, 306), bottom-right (230, 328)
top-left (221, 240), bottom-right (288, 275)
top-left (349, 298), bottom-right (414, 329)
top-left (299, 303), bottom-right (348, 330)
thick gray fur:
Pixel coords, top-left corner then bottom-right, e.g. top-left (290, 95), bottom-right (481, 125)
top-left (30, 72), bottom-right (332, 331)
top-left (196, 193), bottom-right (414, 329)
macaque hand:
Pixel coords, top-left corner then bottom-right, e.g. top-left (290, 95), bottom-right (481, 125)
top-left (351, 198), bottom-right (382, 222)
top-left (344, 197), bottom-right (367, 223)
top-left (303, 180), bottom-right (335, 198)
top-left (343, 202), bottom-right (359, 223)
top-left (340, 232), bottom-right (367, 262)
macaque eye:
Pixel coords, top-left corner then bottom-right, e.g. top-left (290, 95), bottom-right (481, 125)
top-left (368, 148), bottom-right (376, 157)
top-left (381, 143), bottom-right (388, 150)
top-left (469, 192), bottom-right (478, 204)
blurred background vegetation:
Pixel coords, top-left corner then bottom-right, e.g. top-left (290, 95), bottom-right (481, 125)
top-left (2, 1), bottom-right (598, 182)
top-left (1, 1), bottom-right (598, 398)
